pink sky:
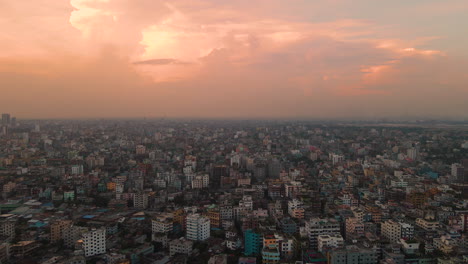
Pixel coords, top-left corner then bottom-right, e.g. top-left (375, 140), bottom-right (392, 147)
top-left (1, 0), bottom-right (467, 119)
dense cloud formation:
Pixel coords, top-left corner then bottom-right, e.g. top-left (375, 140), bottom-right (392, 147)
top-left (0, 0), bottom-right (467, 119)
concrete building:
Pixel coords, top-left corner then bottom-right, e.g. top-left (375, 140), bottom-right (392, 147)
top-left (169, 238), bottom-right (193, 256)
top-left (0, 214), bottom-right (16, 241)
top-left (345, 217), bottom-right (364, 238)
top-left (1, 114), bottom-right (10, 125)
top-left (400, 239), bottom-right (420, 255)
top-left (63, 225), bottom-right (88, 248)
top-left (186, 214), bottom-right (210, 241)
top-left (152, 213), bottom-right (173, 234)
top-left (82, 228), bottom-right (106, 257)
top-left (288, 199), bottom-right (305, 219)
top-left (328, 245), bottom-right (376, 264)
top-left (71, 165), bottom-right (83, 175)
top-left (381, 220), bottom-right (414, 243)
top-left (407, 147), bottom-right (419, 160)
top-left (415, 218), bottom-right (439, 231)
top-left (262, 245), bottom-right (280, 264)
top-left (306, 218), bottom-right (341, 250)
top-left (244, 229), bottom-right (262, 256)
top-left (317, 234), bottom-right (344, 252)
top-left (192, 174), bottom-right (209, 189)
top-left (50, 220), bottom-right (72, 243)
top-left (267, 158), bottom-right (281, 178)
top-left (280, 218), bottom-right (297, 234)
top-left (208, 254), bottom-right (227, 264)
top-left (134, 192), bottom-right (148, 209)
top-left (136, 145), bottom-right (146, 155)
top-left (451, 163), bottom-right (465, 183)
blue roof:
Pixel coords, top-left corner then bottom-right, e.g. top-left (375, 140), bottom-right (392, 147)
top-left (82, 215), bottom-right (96, 219)
top-left (31, 221), bottom-right (47, 228)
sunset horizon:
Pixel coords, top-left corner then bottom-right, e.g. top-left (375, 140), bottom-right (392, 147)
top-left (1, 0), bottom-right (468, 118)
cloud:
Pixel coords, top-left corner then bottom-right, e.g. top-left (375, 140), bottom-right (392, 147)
top-left (0, 0), bottom-right (467, 119)
top-left (132, 58), bottom-right (191, 65)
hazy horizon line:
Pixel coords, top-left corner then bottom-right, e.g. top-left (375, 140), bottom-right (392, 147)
top-left (9, 115), bottom-right (468, 122)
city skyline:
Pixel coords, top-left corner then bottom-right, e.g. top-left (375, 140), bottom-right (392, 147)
top-left (1, 0), bottom-right (468, 119)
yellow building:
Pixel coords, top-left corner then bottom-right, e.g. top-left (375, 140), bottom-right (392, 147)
top-left (107, 182), bottom-right (116, 191)
top-left (50, 220), bottom-right (72, 243)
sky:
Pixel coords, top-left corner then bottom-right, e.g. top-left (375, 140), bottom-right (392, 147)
top-left (1, 0), bottom-right (467, 119)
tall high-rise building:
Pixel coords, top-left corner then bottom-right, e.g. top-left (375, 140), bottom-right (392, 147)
top-left (267, 158), bottom-right (281, 178)
top-left (0, 214), bottom-right (17, 241)
top-left (211, 164), bottom-right (228, 188)
top-left (63, 225), bottom-right (88, 248)
top-left (50, 220), bottom-right (72, 243)
top-left (253, 163), bottom-right (267, 181)
top-left (134, 192), bottom-right (149, 209)
top-left (244, 229), bottom-right (262, 256)
top-left (186, 214), bottom-right (210, 241)
top-left (451, 163), bottom-right (466, 183)
top-left (407, 147), bottom-right (419, 160)
top-left (1, 114), bottom-right (10, 125)
top-left (82, 228), bottom-right (106, 257)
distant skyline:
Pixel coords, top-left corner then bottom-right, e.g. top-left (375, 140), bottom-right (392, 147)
top-left (1, 0), bottom-right (468, 119)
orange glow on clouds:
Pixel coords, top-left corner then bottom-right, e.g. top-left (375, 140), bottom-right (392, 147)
top-left (0, 0), bottom-right (467, 119)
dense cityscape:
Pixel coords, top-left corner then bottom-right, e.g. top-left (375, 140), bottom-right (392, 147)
top-left (0, 113), bottom-right (466, 264)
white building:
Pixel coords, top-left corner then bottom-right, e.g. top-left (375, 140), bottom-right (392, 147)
top-left (239, 195), bottom-right (253, 211)
top-left (186, 214), bottom-right (210, 241)
top-left (82, 228), bottom-right (106, 257)
top-left (390, 179), bottom-right (408, 188)
top-left (115, 183), bottom-right (124, 195)
top-left (317, 234), bottom-right (344, 252)
top-left (152, 213), bottom-right (173, 234)
top-left (400, 239), bottom-right (420, 255)
top-left (329, 154), bottom-right (344, 165)
top-left (407, 148), bottom-right (419, 160)
top-left (71, 165), bottom-right (83, 175)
